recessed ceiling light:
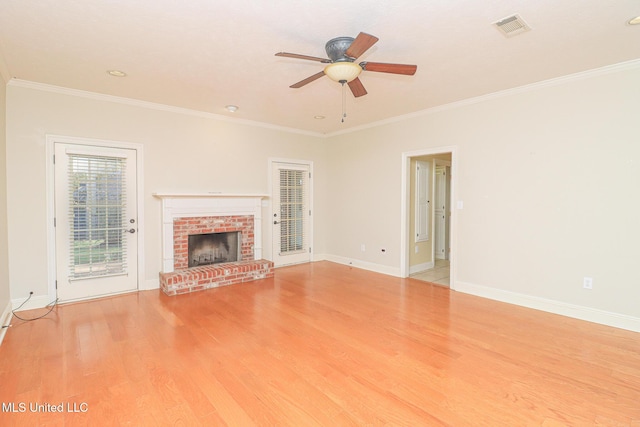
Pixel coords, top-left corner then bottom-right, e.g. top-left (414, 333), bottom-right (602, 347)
top-left (629, 15), bottom-right (640, 25)
top-left (107, 70), bottom-right (127, 77)
top-left (225, 105), bottom-right (239, 113)
top-left (314, 115), bottom-right (325, 120)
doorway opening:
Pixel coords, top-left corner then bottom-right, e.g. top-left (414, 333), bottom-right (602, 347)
top-left (401, 147), bottom-right (456, 288)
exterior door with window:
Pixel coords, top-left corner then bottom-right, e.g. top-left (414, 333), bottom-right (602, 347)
top-left (271, 162), bottom-right (311, 266)
top-left (54, 143), bottom-right (138, 301)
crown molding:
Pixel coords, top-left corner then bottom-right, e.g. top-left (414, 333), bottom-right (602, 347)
top-left (7, 58), bottom-right (640, 139)
top-left (6, 79), bottom-right (325, 138)
top-left (325, 58), bottom-right (640, 137)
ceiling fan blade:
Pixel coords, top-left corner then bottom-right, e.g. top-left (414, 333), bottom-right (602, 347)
top-left (348, 78), bottom-right (367, 98)
top-left (275, 52), bottom-right (331, 63)
top-left (360, 61), bottom-right (417, 75)
top-left (290, 71), bottom-right (326, 88)
top-left (345, 32), bottom-right (379, 59)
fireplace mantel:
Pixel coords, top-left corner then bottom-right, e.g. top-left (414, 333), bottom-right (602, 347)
top-left (154, 193), bottom-right (268, 273)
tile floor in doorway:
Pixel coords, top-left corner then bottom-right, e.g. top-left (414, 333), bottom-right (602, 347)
top-left (410, 259), bottom-right (450, 286)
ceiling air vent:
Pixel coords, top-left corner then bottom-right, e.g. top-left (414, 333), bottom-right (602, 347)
top-left (493, 14), bottom-right (531, 37)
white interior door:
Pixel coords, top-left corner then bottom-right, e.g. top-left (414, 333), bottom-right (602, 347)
top-left (271, 162), bottom-right (311, 266)
top-left (434, 165), bottom-right (450, 260)
top-left (54, 143), bottom-right (138, 302)
top-left (415, 160), bottom-right (431, 243)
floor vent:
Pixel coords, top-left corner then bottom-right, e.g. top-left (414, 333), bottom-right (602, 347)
top-left (493, 14), bottom-right (531, 37)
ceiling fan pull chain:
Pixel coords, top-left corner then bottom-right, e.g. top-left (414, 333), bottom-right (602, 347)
top-left (341, 80), bottom-right (347, 122)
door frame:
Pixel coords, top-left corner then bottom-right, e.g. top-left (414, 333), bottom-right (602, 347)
top-left (268, 158), bottom-right (314, 266)
top-left (46, 135), bottom-right (145, 303)
top-left (400, 146), bottom-right (457, 288)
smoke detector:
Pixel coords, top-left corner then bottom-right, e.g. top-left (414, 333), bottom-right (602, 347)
top-left (493, 14), bottom-right (531, 37)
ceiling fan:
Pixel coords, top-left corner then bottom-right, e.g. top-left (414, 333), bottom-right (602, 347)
top-left (275, 32), bottom-right (417, 98)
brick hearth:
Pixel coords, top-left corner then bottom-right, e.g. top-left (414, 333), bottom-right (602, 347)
top-left (159, 259), bottom-right (274, 296)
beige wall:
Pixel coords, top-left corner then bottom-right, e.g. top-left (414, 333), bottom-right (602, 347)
top-left (4, 62), bottom-right (640, 331)
top-left (5, 84), bottom-right (328, 301)
top-left (326, 63), bottom-right (640, 326)
top-left (0, 77), bottom-right (10, 314)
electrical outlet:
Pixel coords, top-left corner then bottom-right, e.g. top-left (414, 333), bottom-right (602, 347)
top-left (415, 245), bottom-right (419, 254)
top-left (583, 277), bottom-right (593, 290)
top-left (360, 244), bottom-right (366, 252)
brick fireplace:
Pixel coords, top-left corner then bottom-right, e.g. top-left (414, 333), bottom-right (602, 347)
top-left (154, 194), bottom-right (274, 295)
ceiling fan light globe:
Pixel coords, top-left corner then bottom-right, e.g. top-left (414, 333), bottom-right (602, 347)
top-left (324, 62), bottom-right (362, 83)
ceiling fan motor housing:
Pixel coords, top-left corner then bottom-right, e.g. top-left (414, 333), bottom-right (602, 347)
top-left (325, 37), bottom-right (355, 62)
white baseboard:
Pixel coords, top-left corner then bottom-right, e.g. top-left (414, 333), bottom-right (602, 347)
top-left (9, 281), bottom-right (160, 315)
top-left (323, 254), bottom-right (401, 277)
top-left (455, 280), bottom-right (640, 333)
top-left (141, 278), bottom-right (160, 291)
top-left (0, 300), bottom-right (13, 346)
top-left (11, 294), bottom-right (52, 312)
top-left (409, 261), bottom-right (434, 275)
top-left (313, 253), bottom-right (328, 262)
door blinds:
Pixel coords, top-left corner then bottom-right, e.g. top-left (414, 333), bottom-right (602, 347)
top-left (67, 154), bottom-right (128, 279)
top-left (279, 169), bottom-right (307, 254)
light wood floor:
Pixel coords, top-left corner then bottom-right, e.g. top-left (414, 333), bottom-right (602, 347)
top-left (1, 261), bottom-right (639, 426)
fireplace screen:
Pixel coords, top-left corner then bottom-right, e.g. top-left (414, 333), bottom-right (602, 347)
top-left (188, 232), bottom-right (240, 267)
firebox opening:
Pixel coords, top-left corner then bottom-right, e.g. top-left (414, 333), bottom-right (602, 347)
top-left (188, 231), bottom-right (240, 267)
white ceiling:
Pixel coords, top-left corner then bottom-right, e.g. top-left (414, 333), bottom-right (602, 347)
top-left (1, 0), bottom-right (639, 135)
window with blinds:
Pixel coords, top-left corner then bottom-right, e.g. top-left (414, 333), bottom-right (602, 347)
top-left (68, 154), bottom-right (127, 279)
top-left (279, 169), bottom-right (306, 254)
